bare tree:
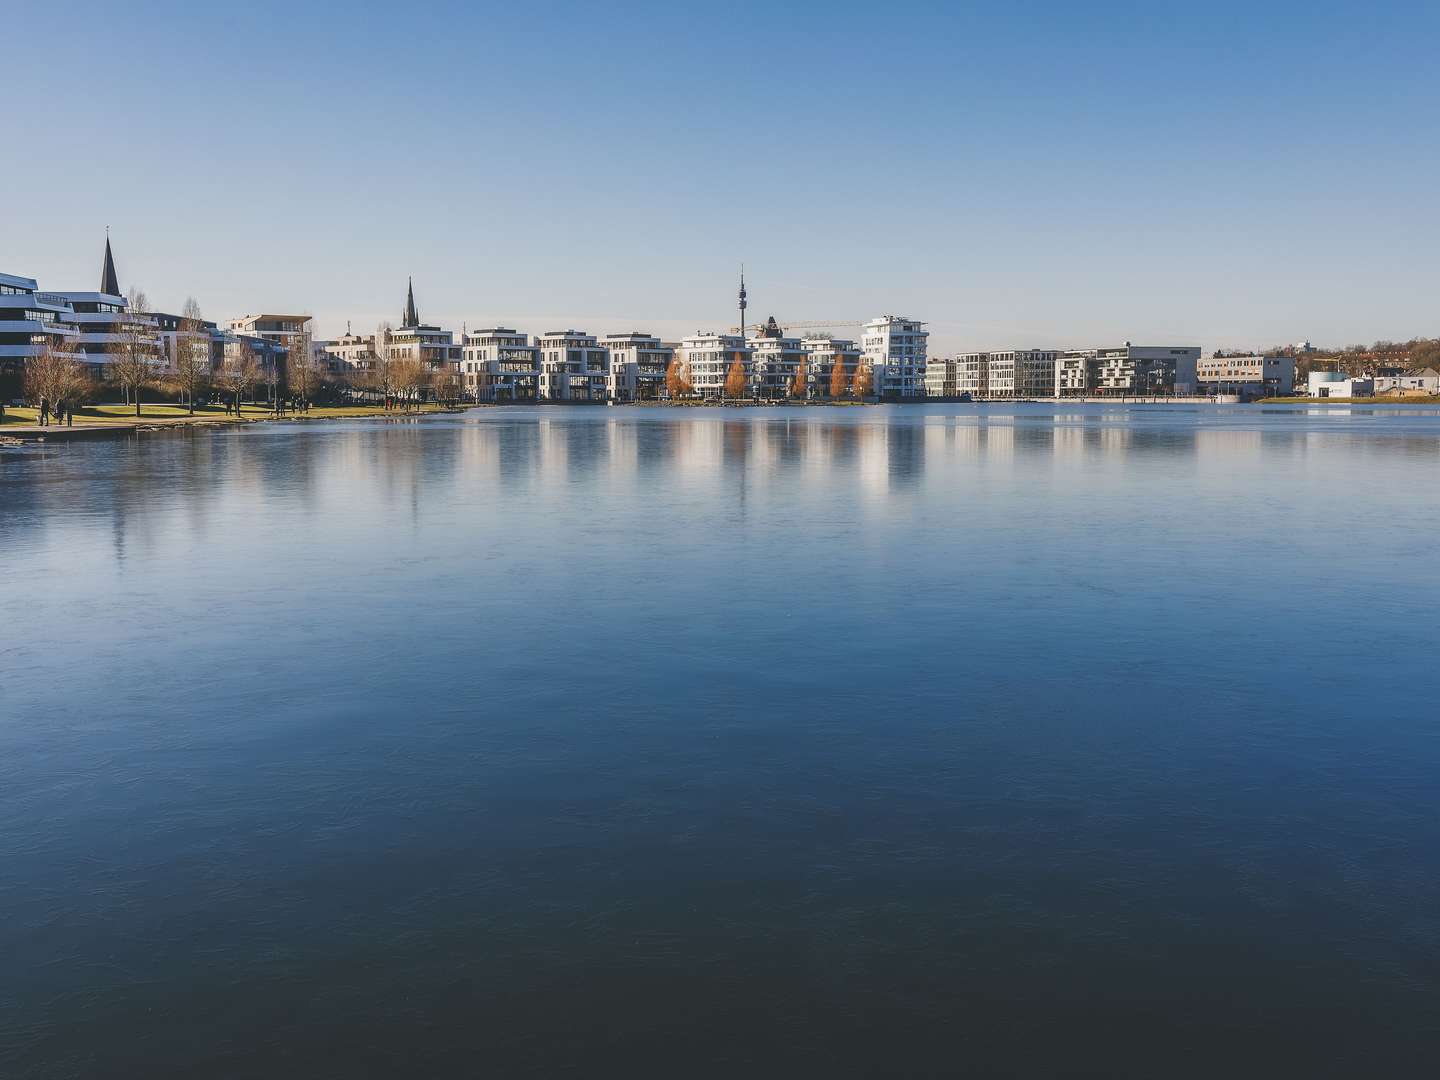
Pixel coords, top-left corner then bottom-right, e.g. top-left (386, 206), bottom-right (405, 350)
top-left (173, 297), bottom-right (211, 415)
top-left (111, 298), bottom-right (157, 417)
top-left (286, 321), bottom-right (322, 409)
top-left (25, 338), bottom-right (89, 415)
top-left (392, 357), bottom-right (426, 411)
top-left (216, 343), bottom-right (260, 415)
top-left (369, 322), bottom-right (398, 408)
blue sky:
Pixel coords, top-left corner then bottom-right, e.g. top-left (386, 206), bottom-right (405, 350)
top-left (4, 0), bottom-right (1438, 353)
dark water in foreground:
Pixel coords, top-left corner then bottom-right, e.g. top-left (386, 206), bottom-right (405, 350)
top-left (3, 404), bottom-right (1439, 1078)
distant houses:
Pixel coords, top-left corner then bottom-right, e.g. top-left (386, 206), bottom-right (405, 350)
top-left (6, 238), bottom-right (1431, 408)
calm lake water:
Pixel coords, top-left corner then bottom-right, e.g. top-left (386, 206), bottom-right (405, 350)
top-left (3, 403), bottom-right (1440, 1078)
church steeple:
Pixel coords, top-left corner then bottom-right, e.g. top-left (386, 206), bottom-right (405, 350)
top-left (100, 231), bottom-right (120, 297)
top-left (403, 277), bottom-right (419, 327)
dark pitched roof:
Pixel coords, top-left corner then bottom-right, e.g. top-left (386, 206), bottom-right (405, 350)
top-left (403, 277), bottom-right (419, 327)
top-left (100, 235), bottom-right (120, 297)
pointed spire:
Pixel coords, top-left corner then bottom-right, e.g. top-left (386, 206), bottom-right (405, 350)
top-left (100, 230), bottom-right (120, 297)
top-left (403, 277), bottom-right (419, 327)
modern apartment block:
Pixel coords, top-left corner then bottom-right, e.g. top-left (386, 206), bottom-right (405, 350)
top-left (0, 271), bottom-right (82, 399)
top-left (748, 316), bottom-right (804, 399)
top-left (863, 316), bottom-right (927, 399)
top-left (990, 350), bottom-right (1058, 398)
top-left (463, 327), bottom-right (541, 402)
top-left (538, 330), bottom-right (607, 401)
top-left (680, 333), bottom-right (750, 398)
top-left (226, 313), bottom-right (311, 353)
top-left (955, 353), bottom-right (988, 398)
top-left (1195, 354), bottom-right (1295, 400)
top-left (1055, 344), bottom-right (1200, 397)
top-left (604, 332), bottom-right (672, 402)
top-left (941, 350), bottom-right (1058, 399)
top-left (923, 356), bottom-right (956, 398)
top-left (801, 337), bottom-right (862, 400)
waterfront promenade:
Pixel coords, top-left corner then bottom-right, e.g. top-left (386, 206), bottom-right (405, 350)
top-left (0, 403), bottom-right (465, 440)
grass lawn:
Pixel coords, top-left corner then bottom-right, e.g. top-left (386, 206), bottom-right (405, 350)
top-left (2, 403), bottom-right (460, 427)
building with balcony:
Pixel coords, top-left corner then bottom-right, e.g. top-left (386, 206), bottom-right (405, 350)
top-left (948, 350), bottom-right (1058, 399)
top-left (1195, 355), bottom-right (1295, 400)
top-left (923, 356), bottom-right (956, 398)
top-left (0, 271), bottom-right (83, 400)
top-left (1055, 344), bottom-right (1200, 397)
top-left (538, 330), bottom-right (607, 401)
top-left (801, 337), bottom-right (862, 400)
top-left (679, 333), bottom-right (750, 399)
top-left (604, 332), bottom-right (673, 402)
top-left (748, 316), bottom-right (803, 399)
top-left (463, 327), bottom-right (541, 402)
top-left (862, 315), bottom-right (927, 399)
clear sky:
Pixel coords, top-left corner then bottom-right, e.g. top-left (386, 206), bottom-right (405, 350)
top-left (5, 0), bottom-right (1438, 353)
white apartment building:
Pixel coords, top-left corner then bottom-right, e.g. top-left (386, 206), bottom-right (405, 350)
top-left (923, 356), bottom-right (956, 398)
top-left (0, 271), bottom-right (82, 398)
top-left (947, 350), bottom-right (1058, 399)
top-left (463, 327), bottom-right (541, 402)
top-left (862, 316), bottom-right (927, 399)
top-left (46, 291), bottom-right (161, 378)
top-left (1195, 355), bottom-right (1295, 400)
top-left (604, 332), bottom-right (673, 402)
top-left (227, 313), bottom-right (312, 352)
top-left (383, 323), bottom-right (462, 372)
top-left (1055, 344), bottom-right (1200, 397)
top-left (538, 330), bottom-right (607, 401)
top-left (680, 333), bottom-right (750, 398)
top-left (993, 350), bottom-right (1057, 398)
top-left (801, 337), bottom-right (862, 400)
top-left (956, 352), bottom-right (988, 398)
top-left (748, 317), bottom-right (804, 399)
top-left (326, 328), bottom-right (380, 372)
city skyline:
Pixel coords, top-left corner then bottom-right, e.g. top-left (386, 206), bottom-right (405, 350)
top-left (5, 1), bottom-right (1439, 354)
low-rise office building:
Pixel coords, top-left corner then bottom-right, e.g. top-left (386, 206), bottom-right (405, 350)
top-left (605, 332), bottom-right (673, 402)
top-left (863, 315), bottom-right (927, 399)
top-left (1195, 354), bottom-right (1295, 400)
top-left (1307, 370), bottom-right (1373, 398)
top-left (1056, 344), bottom-right (1200, 396)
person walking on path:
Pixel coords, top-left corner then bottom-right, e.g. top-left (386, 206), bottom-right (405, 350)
top-left (66, 401), bottom-right (74, 427)
top-left (39, 397), bottom-right (50, 427)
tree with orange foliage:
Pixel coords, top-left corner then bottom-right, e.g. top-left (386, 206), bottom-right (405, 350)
top-left (724, 354), bottom-right (747, 399)
top-left (829, 353), bottom-right (850, 399)
top-left (790, 359), bottom-right (807, 399)
top-left (665, 357), bottom-right (691, 399)
top-left (854, 361), bottom-right (874, 398)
